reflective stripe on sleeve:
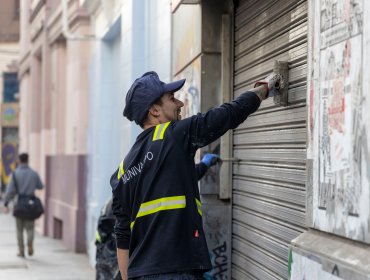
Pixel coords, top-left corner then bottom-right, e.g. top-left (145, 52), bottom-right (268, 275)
top-left (117, 161), bottom-right (125, 180)
top-left (152, 122), bottom-right (171, 141)
top-left (130, 195), bottom-right (186, 230)
top-left (96, 231), bottom-right (101, 243)
top-left (195, 198), bottom-right (202, 216)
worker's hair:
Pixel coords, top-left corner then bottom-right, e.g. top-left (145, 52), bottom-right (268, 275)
top-left (19, 153), bottom-right (29, 163)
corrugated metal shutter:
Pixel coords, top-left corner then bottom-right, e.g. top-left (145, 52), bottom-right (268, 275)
top-left (232, 0), bottom-right (307, 279)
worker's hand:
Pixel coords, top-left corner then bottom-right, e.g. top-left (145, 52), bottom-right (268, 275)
top-left (201, 153), bottom-right (221, 168)
top-left (254, 73), bottom-right (282, 99)
top-left (3, 206), bottom-right (9, 214)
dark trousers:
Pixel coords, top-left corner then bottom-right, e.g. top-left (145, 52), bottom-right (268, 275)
top-left (16, 217), bottom-right (34, 253)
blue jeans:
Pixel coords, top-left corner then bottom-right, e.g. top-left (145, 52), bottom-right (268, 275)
top-left (130, 271), bottom-right (204, 280)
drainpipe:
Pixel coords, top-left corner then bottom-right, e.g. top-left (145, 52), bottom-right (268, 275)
top-left (61, 0), bottom-right (97, 40)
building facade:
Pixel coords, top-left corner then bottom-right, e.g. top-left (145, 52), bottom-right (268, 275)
top-left (18, 0), bottom-right (92, 251)
top-left (0, 0), bottom-right (20, 195)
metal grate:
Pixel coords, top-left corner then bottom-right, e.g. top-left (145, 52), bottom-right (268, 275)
top-left (231, 0), bottom-right (308, 279)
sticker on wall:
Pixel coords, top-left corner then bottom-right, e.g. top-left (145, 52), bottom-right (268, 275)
top-left (1, 103), bottom-right (19, 127)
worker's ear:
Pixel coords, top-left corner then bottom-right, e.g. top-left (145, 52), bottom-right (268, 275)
top-left (148, 104), bottom-right (161, 117)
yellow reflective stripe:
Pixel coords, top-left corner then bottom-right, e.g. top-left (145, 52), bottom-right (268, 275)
top-left (195, 198), bottom-right (202, 216)
top-left (117, 161), bottom-right (125, 180)
top-left (152, 124), bottom-right (161, 141)
top-left (195, 198), bottom-right (201, 207)
top-left (159, 122), bottom-right (170, 139)
top-left (130, 195), bottom-right (186, 230)
top-left (152, 122), bottom-right (171, 141)
top-left (137, 196), bottom-right (186, 217)
top-left (96, 231), bottom-right (101, 243)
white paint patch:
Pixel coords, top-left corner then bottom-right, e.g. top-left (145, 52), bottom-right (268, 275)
top-left (291, 252), bottom-right (343, 280)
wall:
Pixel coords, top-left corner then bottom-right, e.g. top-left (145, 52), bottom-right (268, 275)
top-left (18, 0), bottom-right (31, 154)
top-left (292, 0), bottom-right (370, 278)
top-left (290, 230), bottom-right (370, 280)
top-left (46, 155), bottom-right (87, 252)
top-left (120, 0), bottom-right (173, 145)
top-left (86, 1), bottom-right (123, 263)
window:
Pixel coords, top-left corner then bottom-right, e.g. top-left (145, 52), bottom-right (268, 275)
top-left (3, 73), bottom-right (19, 102)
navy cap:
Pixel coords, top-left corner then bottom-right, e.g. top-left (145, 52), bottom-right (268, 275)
top-left (123, 71), bottom-right (186, 125)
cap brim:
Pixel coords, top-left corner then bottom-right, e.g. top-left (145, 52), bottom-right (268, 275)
top-left (162, 79), bottom-right (186, 93)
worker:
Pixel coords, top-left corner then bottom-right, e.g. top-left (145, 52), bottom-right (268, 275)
top-left (110, 71), bottom-right (278, 279)
top-left (95, 154), bottom-right (220, 280)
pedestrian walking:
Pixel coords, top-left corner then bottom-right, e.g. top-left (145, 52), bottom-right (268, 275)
top-left (110, 71), bottom-right (279, 279)
top-left (3, 153), bottom-right (44, 257)
top-left (96, 154), bottom-right (219, 280)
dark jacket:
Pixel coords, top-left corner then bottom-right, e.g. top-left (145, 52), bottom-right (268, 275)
top-left (110, 91), bottom-right (260, 278)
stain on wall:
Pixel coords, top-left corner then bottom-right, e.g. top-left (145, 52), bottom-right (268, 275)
top-left (308, 0), bottom-right (370, 242)
top-left (174, 57), bottom-right (201, 119)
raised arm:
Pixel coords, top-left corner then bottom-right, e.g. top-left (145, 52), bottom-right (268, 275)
top-left (173, 85), bottom-right (268, 156)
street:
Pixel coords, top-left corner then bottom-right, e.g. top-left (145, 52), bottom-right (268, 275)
top-left (0, 209), bottom-right (95, 280)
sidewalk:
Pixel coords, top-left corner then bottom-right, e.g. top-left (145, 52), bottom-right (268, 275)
top-left (0, 210), bottom-right (95, 280)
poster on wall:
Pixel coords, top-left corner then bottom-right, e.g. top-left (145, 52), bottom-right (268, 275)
top-left (1, 142), bottom-right (18, 186)
top-left (310, 0), bottom-right (370, 243)
top-left (1, 103), bottom-right (19, 127)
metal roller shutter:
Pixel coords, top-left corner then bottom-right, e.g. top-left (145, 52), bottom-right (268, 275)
top-left (232, 0), bottom-right (307, 279)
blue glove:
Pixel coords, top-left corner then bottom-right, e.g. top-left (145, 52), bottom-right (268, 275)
top-left (201, 153), bottom-right (221, 168)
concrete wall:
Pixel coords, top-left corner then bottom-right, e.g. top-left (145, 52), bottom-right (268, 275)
top-left (45, 155), bottom-right (87, 252)
top-left (18, 0), bottom-right (31, 155)
top-left (86, 0), bottom-right (123, 263)
top-left (292, 0), bottom-right (370, 278)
